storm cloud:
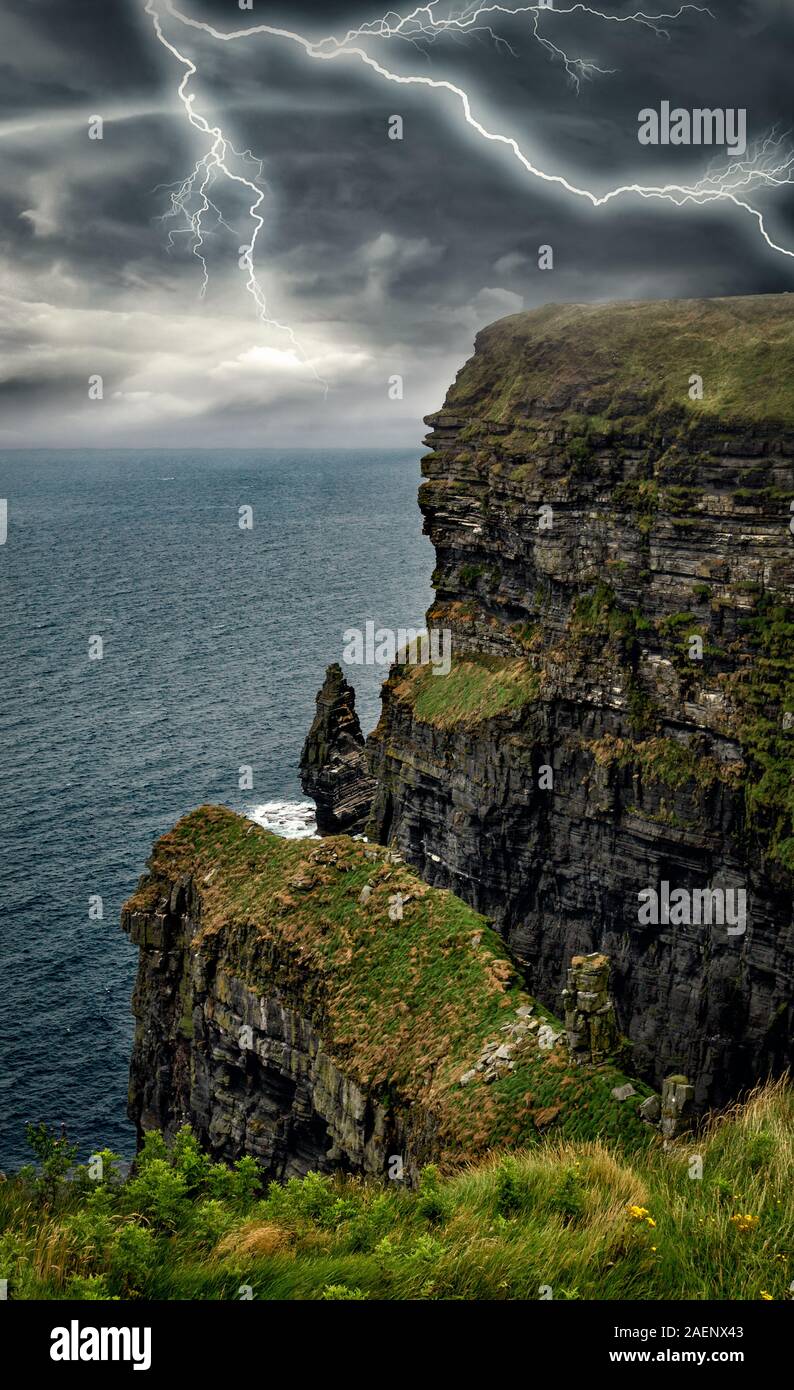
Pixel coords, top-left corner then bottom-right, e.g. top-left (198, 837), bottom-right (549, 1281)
top-left (0, 0), bottom-right (792, 446)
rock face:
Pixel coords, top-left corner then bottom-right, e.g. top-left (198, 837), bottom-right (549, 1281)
top-left (300, 663), bottom-right (375, 834)
top-left (366, 296), bottom-right (794, 1111)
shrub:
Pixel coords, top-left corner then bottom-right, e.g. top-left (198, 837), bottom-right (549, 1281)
top-left (171, 1127), bottom-right (210, 1192)
top-left (259, 1171), bottom-right (338, 1230)
top-left (123, 1160), bottom-right (190, 1232)
top-left (547, 1168), bottom-right (585, 1224)
top-left (64, 1274), bottom-right (116, 1300)
top-left (109, 1224), bottom-right (158, 1298)
top-left (190, 1198), bottom-right (237, 1248)
top-left (416, 1165), bottom-right (447, 1225)
top-left (745, 1131), bottom-right (776, 1173)
top-left (24, 1123), bottom-right (78, 1204)
top-left (319, 1284), bottom-right (368, 1300)
top-left (495, 1157), bottom-right (523, 1217)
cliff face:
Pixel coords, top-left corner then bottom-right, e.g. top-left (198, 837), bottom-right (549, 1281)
top-left (366, 296), bottom-right (794, 1110)
top-left (123, 806), bottom-right (650, 1175)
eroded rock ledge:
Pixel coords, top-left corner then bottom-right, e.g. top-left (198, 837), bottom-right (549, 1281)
top-left (123, 806), bottom-right (650, 1176)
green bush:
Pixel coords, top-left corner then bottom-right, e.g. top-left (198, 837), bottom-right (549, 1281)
top-left (745, 1132), bottom-right (776, 1173)
top-left (123, 1159), bottom-right (190, 1232)
top-left (109, 1224), bottom-right (158, 1298)
top-left (547, 1168), bottom-right (585, 1225)
top-left (416, 1165), bottom-right (447, 1225)
top-left (495, 1157), bottom-right (523, 1217)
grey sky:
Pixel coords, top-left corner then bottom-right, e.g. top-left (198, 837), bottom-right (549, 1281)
top-left (0, 0), bottom-right (792, 447)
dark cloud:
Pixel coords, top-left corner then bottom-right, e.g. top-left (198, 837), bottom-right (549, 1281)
top-left (0, 0), bottom-right (792, 446)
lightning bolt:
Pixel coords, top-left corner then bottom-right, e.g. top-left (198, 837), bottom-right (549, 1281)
top-left (143, 0), bottom-right (321, 383)
top-left (145, 0), bottom-right (794, 386)
top-left (323, 4), bottom-right (713, 92)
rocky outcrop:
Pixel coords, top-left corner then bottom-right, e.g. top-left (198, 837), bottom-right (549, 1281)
top-left (563, 953), bottom-right (619, 1065)
top-left (660, 1075), bottom-right (695, 1140)
top-left (125, 874), bottom-right (395, 1179)
top-left (365, 296), bottom-right (794, 1111)
top-left (123, 806), bottom-right (651, 1174)
top-left (300, 663), bottom-right (375, 834)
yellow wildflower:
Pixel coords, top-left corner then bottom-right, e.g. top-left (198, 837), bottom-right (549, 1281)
top-left (729, 1213), bottom-right (759, 1234)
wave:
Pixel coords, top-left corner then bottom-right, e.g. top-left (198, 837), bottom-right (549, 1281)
top-left (247, 799), bottom-right (318, 839)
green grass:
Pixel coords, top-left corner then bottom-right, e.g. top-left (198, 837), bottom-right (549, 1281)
top-left (444, 295), bottom-right (794, 425)
top-left (2, 1081), bottom-right (790, 1300)
top-left (391, 654), bottom-right (540, 729)
top-left (124, 807), bottom-right (648, 1159)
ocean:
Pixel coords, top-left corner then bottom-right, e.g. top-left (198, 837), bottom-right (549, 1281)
top-left (0, 449), bottom-right (433, 1170)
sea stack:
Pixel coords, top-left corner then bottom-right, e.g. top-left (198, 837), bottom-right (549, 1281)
top-left (300, 663), bottom-right (376, 834)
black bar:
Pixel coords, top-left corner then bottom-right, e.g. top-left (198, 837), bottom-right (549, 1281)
top-left (3, 1298), bottom-right (785, 1376)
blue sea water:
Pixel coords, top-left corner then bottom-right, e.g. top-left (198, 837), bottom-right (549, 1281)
top-left (0, 449), bottom-right (433, 1170)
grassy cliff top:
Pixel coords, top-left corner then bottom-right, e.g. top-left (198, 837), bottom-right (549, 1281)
top-left (125, 805), bottom-right (652, 1160)
top-left (444, 294), bottom-right (794, 426)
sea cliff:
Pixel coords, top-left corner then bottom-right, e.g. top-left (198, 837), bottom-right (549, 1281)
top-left (364, 296), bottom-right (794, 1109)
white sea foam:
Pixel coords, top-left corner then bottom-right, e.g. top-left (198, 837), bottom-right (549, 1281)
top-left (248, 799), bottom-right (318, 839)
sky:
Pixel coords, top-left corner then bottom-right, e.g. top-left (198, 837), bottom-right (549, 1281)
top-left (1, 0), bottom-right (793, 447)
